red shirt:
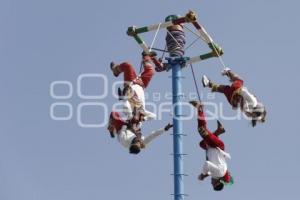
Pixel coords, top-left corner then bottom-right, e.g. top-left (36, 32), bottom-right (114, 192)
top-left (223, 79), bottom-right (244, 108)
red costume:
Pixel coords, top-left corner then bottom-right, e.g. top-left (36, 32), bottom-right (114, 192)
top-left (119, 55), bottom-right (154, 89)
top-left (213, 78), bottom-right (244, 108)
top-left (197, 109), bottom-right (231, 183)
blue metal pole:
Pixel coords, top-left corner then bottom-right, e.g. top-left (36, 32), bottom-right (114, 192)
top-left (169, 57), bottom-right (185, 200)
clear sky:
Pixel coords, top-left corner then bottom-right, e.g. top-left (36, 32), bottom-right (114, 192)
top-left (0, 0), bottom-right (299, 200)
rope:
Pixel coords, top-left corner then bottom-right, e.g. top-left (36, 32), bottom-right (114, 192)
top-left (183, 25), bottom-right (207, 43)
top-left (139, 23), bottom-right (161, 74)
top-left (185, 37), bottom-right (200, 51)
top-left (190, 62), bottom-right (208, 160)
top-left (149, 23), bottom-right (161, 51)
top-left (160, 45), bottom-right (167, 62)
top-left (147, 46), bottom-right (168, 63)
top-left (183, 24), bottom-right (227, 69)
top-left (190, 63), bottom-right (201, 101)
top-left (166, 29), bottom-right (181, 48)
top-left (166, 29), bottom-right (186, 57)
top-left (139, 60), bottom-right (143, 74)
top-left (150, 47), bottom-right (169, 53)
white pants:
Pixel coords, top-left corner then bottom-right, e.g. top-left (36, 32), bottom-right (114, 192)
top-left (123, 84), bottom-right (156, 121)
top-left (202, 161), bottom-right (227, 179)
top-left (240, 87), bottom-right (258, 112)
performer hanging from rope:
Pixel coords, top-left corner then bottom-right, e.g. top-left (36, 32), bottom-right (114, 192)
top-left (107, 111), bottom-right (173, 154)
top-left (190, 101), bottom-right (233, 191)
top-left (110, 52), bottom-right (162, 121)
top-left (202, 68), bottom-right (267, 127)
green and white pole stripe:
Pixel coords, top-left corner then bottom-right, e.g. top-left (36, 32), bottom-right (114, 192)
top-left (186, 52), bottom-right (217, 65)
top-left (131, 33), bottom-right (150, 53)
top-left (130, 16), bottom-right (189, 35)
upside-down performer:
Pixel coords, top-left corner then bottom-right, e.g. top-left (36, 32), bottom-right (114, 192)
top-left (110, 52), bottom-right (162, 121)
top-left (202, 68), bottom-right (266, 127)
top-left (190, 101), bottom-right (233, 191)
top-left (107, 111), bottom-right (173, 154)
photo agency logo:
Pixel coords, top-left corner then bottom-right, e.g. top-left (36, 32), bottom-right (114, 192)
top-left (50, 74), bottom-right (108, 128)
top-left (50, 73), bottom-right (247, 128)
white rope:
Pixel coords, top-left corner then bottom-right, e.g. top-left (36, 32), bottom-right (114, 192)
top-left (183, 24), bottom-right (207, 43)
top-left (149, 23), bottom-right (161, 51)
top-left (139, 24), bottom-right (161, 75)
top-left (155, 20), bottom-right (228, 70)
top-left (166, 29), bottom-right (181, 47)
top-left (184, 24), bottom-right (227, 69)
top-left (185, 37), bottom-right (200, 51)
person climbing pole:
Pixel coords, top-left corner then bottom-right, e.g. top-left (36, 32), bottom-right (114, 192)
top-left (107, 111), bottom-right (173, 154)
top-left (190, 101), bottom-right (233, 191)
top-left (110, 52), bottom-right (162, 122)
top-left (202, 68), bottom-right (267, 127)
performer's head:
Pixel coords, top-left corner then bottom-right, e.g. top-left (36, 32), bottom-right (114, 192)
top-left (129, 138), bottom-right (143, 154)
top-left (250, 103), bottom-right (267, 127)
top-left (212, 172), bottom-right (233, 191)
top-left (211, 178), bottom-right (224, 191)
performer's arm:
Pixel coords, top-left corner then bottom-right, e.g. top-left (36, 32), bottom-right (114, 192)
top-left (143, 123), bottom-right (173, 145)
top-left (222, 68), bottom-right (243, 83)
top-left (200, 161), bottom-right (213, 180)
top-left (198, 173), bottom-right (209, 181)
top-left (143, 110), bottom-right (156, 121)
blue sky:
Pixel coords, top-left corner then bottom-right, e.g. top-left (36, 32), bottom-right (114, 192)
top-left (0, 0), bottom-right (300, 200)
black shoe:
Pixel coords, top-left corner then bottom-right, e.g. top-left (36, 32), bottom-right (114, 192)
top-left (215, 120), bottom-right (225, 136)
top-left (110, 62), bottom-right (120, 77)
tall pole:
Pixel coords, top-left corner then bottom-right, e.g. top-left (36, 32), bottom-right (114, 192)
top-left (168, 57), bottom-right (185, 200)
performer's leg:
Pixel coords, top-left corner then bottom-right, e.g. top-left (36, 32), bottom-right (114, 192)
top-left (140, 56), bottom-right (154, 88)
top-left (118, 62), bottom-right (138, 84)
top-left (203, 133), bottom-right (225, 150)
top-left (213, 120), bottom-right (225, 136)
top-left (189, 101), bottom-right (210, 138)
top-left (202, 75), bottom-right (231, 94)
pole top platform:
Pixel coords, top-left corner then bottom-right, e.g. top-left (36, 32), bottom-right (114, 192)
top-left (165, 57), bottom-right (189, 70)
